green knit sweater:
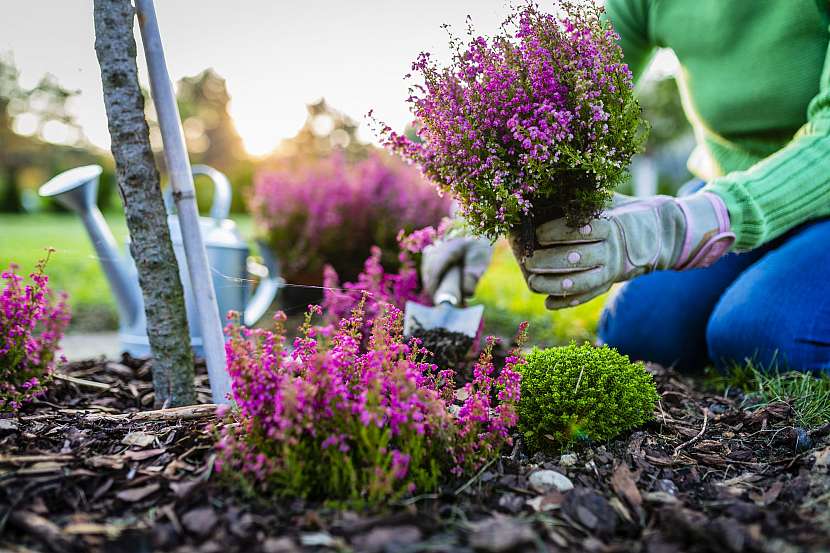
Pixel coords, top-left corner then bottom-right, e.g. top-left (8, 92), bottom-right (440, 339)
top-left (605, 0), bottom-right (830, 250)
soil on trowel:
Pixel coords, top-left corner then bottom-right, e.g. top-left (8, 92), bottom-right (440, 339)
top-left (410, 327), bottom-right (475, 370)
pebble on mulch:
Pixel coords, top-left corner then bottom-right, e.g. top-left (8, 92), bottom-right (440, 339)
top-left (1, 355), bottom-right (829, 553)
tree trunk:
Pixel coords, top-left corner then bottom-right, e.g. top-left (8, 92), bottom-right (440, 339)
top-left (93, 0), bottom-right (196, 407)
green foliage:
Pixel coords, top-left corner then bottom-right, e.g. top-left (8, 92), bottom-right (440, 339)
top-left (0, 213), bottom-right (253, 332)
top-left (639, 76), bottom-right (693, 151)
top-left (518, 343), bottom-right (659, 452)
top-left (706, 361), bottom-right (830, 429)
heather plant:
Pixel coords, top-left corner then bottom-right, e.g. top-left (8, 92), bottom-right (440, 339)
top-left (1, 252), bottom-right (71, 413)
top-left (380, 1), bottom-right (646, 243)
top-left (215, 304), bottom-right (525, 505)
top-left (251, 149), bottom-right (451, 285)
top-left (518, 343), bottom-right (658, 452)
top-left (322, 223), bottom-right (449, 338)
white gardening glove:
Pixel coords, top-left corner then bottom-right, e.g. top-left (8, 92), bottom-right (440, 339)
top-left (421, 237), bottom-right (493, 302)
top-left (523, 192), bottom-right (735, 309)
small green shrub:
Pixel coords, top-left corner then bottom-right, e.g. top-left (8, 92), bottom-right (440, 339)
top-left (518, 343), bottom-right (658, 452)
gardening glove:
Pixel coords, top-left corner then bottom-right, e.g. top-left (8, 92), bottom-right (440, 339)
top-left (523, 192), bottom-right (735, 310)
top-left (422, 236), bottom-right (493, 302)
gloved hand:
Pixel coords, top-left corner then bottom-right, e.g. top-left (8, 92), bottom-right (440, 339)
top-left (522, 192), bottom-right (735, 309)
top-left (422, 236), bottom-right (493, 302)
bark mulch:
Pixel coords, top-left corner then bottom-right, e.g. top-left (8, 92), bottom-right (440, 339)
top-left (1, 357), bottom-right (829, 553)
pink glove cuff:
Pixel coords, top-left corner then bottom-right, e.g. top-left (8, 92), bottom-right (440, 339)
top-left (674, 192), bottom-right (736, 270)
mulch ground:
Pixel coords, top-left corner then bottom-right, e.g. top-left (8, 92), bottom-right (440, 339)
top-left (1, 356), bottom-right (829, 553)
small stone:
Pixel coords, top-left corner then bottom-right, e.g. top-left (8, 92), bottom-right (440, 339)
top-left (468, 517), bottom-right (536, 552)
top-left (199, 542), bottom-right (223, 553)
top-left (300, 532), bottom-right (335, 547)
top-left (562, 488), bottom-right (618, 537)
top-left (497, 492), bottom-right (526, 514)
top-left (0, 419), bottom-right (19, 433)
top-left (655, 478), bottom-right (679, 496)
top-left (794, 428), bottom-right (812, 452)
top-left (559, 453), bottom-right (578, 468)
top-left (262, 537), bottom-right (299, 553)
top-left (528, 470), bottom-right (573, 494)
top-left (351, 525), bottom-right (422, 553)
top-left (181, 508), bottom-right (218, 538)
top-left (708, 403), bottom-right (728, 415)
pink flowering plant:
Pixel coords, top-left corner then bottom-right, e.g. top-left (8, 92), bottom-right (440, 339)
top-left (381, 1), bottom-right (645, 243)
top-left (1, 252), bottom-right (71, 413)
top-left (252, 149), bottom-right (451, 284)
top-left (214, 303), bottom-right (526, 505)
top-left (322, 223), bottom-right (449, 338)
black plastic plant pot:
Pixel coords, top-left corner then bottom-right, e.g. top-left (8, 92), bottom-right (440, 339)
top-left (510, 200), bottom-right (564, 262)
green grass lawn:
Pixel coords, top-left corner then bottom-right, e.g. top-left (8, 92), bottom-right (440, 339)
top-left (475, 240), bottom-right (606, 346)
top-left (1, 212), bottom-right (604, 339)
top-left (0, 212), bottom-right (254, 332)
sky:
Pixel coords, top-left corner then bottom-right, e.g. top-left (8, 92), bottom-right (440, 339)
top-left (1, 1), bottom-right (507, 155)
top-left (1, 1), bottom-right (676, 156)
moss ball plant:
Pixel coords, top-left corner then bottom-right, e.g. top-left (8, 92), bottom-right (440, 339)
top-left (518, 343), bottom-right (658, 452)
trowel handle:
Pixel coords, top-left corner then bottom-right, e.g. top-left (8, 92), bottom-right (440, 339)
top-left (434, 266), bottom-right (463, 307)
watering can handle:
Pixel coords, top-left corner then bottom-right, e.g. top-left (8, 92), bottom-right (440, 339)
top-left (243, 241), bottom-right (284, 326)
top-left (163, 164), bottom-right (232, 221)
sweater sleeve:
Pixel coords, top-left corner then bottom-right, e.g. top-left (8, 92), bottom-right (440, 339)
top-left (603, 0), bottom-right (656, 82)
top-left (703, 33), bottom-right (830, 250)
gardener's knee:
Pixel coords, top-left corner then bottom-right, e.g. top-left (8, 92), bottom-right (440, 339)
top-left (706, 295), bottom-right (791, 371)
top-left (598, 278), bottom-right (708, 371)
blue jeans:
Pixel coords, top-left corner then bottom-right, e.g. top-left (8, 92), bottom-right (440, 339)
top-left (598, 186), bottom-right (830, 373)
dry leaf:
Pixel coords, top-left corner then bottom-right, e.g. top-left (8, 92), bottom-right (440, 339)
top-left (115, 482), bottom-right (160, 502)
top-left (813, 447), bottom-right (830, 468)
top-left (87, 455), bottom-right (125, 470)
top-left (124, 448), bottom-right (165, 461)
top-left (611, 463), bottom-right (643, 514)
top-left (63, 522), bottom-right (122, 538)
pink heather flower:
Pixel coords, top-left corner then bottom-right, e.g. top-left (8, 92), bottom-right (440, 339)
top-left (322, 228), bottom-right (434, 340)
top-left (1, 253), bottom-right (70, 413)
top-left (214, 304), bottom-right (524, 504)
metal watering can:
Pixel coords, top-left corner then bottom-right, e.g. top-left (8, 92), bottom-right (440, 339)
top-left (39, 164), bottom-right (283, 357)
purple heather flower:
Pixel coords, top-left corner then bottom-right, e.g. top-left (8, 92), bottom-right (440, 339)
top-left (1, 256), bottom-right (70, 413)
top-left (377, 1), bottom-right (643, 238)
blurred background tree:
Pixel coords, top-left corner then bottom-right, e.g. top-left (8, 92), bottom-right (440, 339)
top-left (624, 75), bottom-right (695, 197)
top-left (145, 68), bottom-right (252, 213)
top-left (261, 98), bottom-right (369, 169)
top-left (0, 54), bottom-right (110, 213)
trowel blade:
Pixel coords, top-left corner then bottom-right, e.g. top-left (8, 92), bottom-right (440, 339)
top-left (403, 301), bottom-right (484, 338)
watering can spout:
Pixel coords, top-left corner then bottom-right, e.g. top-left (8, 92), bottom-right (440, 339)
top-left (39, 165), bottom-right (142, 327)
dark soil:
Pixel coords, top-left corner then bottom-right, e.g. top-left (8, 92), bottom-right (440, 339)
top-left (2, 357), bottom-right (829, 553)
top-left (410, 327), bottom-right (475, 371)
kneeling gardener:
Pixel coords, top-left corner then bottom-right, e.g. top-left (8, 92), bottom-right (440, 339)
top-left (424, 0), bottom-right (830, 373)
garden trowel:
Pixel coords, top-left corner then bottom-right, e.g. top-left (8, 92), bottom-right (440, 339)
top-left (403, 266), bottom-right (484, 338)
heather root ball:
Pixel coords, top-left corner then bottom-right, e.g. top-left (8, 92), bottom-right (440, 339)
top-left (518, 343), bottom-right (658, 452)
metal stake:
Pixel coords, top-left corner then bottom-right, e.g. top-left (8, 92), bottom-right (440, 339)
top-left (134, 0), bottom-right (232, 404)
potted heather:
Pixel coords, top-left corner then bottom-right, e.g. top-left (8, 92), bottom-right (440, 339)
top-left (382, 1), bottom-right (646, 255)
